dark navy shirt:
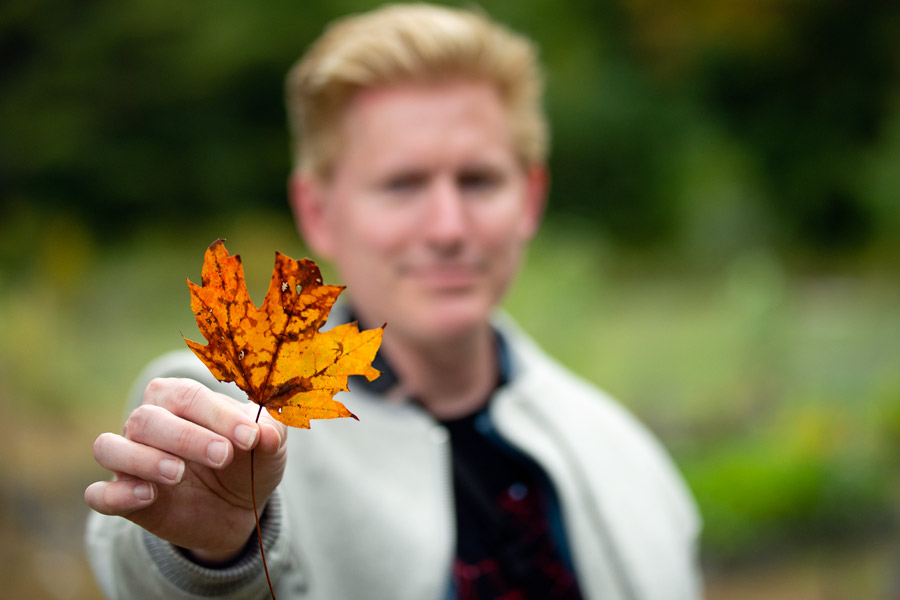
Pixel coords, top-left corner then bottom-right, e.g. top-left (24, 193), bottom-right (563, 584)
top-left (442, 406), bottom-right (582, 599)
top-left (349, 317), bottom-right (582, 599)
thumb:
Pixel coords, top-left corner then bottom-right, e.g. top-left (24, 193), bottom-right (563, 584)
top-left (255, 408), bottom-right (288, 455)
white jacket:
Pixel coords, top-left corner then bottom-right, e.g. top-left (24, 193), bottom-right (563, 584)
top-left (86, 315), bottom-right (702, 599)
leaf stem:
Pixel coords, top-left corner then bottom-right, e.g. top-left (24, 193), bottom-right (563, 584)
top-left (252, 404), bottom-right (276, 599)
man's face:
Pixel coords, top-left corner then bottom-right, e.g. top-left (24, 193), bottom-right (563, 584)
top-left (295, 81), bottom-right (545, 346)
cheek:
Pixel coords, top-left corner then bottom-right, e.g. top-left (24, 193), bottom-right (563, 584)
top-left (477, 200), bottom-right (533, 253)
top-left (479, 204), bottom-right (533, 287)
top-left (331, 207), bottom-right (411, 270)
top-left (355, 216), bottom-right (411, 255)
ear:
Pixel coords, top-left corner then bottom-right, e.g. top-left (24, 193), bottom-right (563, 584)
top-left (520, 163), bottom-right (548, 239)
top-left (288, 171), bottom-right (336, 258)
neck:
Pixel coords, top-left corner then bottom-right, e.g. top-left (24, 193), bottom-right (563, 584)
top-left (380, 324), bottom-right (498, 421)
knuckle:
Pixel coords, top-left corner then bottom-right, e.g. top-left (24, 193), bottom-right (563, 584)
top-left (144, 377), bottom-right (206, 413)
top-left (143, 376), bottom-right (182, 406)
top-left (122, 415), bottom-right (135, 440)
top-left (124, 404), bottom-right (154, 439)
top-left (92, 432), bottom-right (113, 461)
top-left (143, 377), bottom-right (167, 400)
top-left (174, 424), bottom-right (198, 454)
top-left (171, 379), bottom-right (206, 415)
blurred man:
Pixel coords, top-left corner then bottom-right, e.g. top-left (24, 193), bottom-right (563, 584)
top-left (85, 4), bottom-right (701, 599)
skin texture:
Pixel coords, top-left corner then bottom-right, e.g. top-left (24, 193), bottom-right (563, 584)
top-left (86, 79), bottom-right (546, 558)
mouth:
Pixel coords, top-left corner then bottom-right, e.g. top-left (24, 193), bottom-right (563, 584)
top-left (399, 261), bottom-right (485, 289)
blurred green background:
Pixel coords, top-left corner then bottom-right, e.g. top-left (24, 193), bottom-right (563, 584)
top-left (1, 0), bottom-right (899, 598)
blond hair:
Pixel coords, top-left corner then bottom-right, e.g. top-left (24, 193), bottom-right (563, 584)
top-left (286, 3), bottom-right (548, 178)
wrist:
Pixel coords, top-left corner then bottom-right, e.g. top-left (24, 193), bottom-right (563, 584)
top-left (182, 501), bottom-right (270, 567)
top-left (142, 491), bottom-right (285, 594)
top-left (184, 542), bottom-right (251, 567)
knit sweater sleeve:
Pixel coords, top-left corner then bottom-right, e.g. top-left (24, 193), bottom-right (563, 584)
top-left (85, 490), bottom-right (292, 599)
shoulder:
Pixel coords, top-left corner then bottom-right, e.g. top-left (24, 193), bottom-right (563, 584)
top-left (495, 313), bottom-right (700, 526)
top-left (496, 313), bottom-right (648, 438)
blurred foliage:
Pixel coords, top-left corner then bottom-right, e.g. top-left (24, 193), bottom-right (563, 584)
top-left (505, 225), bottom-right (900, 564)
top-left (2, 0), bottom-right (899, 264)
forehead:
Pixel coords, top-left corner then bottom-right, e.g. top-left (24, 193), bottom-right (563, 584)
top-left (349, 79), bottom-right (503, 117)
top-left (333, 81), bottom-right (516, 172)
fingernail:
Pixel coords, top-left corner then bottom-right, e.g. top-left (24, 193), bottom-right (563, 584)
top-left (159, 458), bottom-right (185, 483)
top-left (134, 483), bottom-right (155, 501)
top-left (207, 440), bottom-right (229, 466)
top-left (234, 424), bottom-right (258, 450)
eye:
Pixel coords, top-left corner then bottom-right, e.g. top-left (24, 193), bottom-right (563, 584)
top-left (457, 168), bottom-right (503, 193)
top-left (383, 171), bottom-right (427, 194)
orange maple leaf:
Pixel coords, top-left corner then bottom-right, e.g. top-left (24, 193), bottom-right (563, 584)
top-left (184, 239), bottom-right (383, 428)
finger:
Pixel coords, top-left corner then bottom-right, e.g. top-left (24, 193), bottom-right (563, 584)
top-left (142, 378), bottom-right (260, 451)
top-left (93, 432), bottom-right (186, 485)
top-left (85, 479), bottom-right (156, 516)
top-left (252, 404), bottom-right (288, 453)
top-left (124, 404), bottom-right (234, 468)
top-left (256, 421), bottom-right (287, 455)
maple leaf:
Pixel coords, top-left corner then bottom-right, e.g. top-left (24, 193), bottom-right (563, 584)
top-left (184, 239), bottom-right (383, 428)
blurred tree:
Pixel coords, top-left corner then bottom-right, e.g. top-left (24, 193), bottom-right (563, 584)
top-left (697, 0), bottom-right (900, 255)
top-left (2, 0), bottom-right (898, 262)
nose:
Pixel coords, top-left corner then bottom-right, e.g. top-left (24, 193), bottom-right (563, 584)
top-left (422, 176), bottom-right (467, 251)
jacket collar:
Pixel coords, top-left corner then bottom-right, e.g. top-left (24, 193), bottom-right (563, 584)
top-left (344, 305), bottom-right (512, 399)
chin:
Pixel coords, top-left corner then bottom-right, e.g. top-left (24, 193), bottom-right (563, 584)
top-left (408, 297), bottom-right (494, 342)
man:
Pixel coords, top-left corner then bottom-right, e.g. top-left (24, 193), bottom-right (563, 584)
top-left (85, 4), bottom-right (702, 599)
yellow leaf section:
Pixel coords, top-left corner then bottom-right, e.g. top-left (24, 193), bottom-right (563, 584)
top-left (185, 239), bottom-right (383, 428)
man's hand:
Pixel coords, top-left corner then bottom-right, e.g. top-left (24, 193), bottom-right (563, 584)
top-left (85, 377), bottom-right (288, 563)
